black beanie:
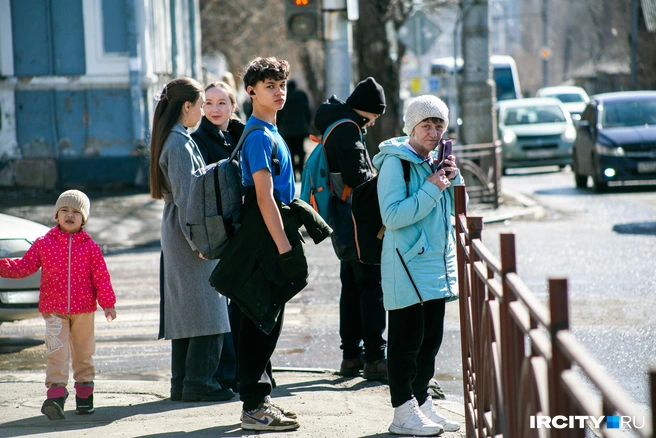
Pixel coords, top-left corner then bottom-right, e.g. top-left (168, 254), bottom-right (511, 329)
top-left (346, 77), bottom-right (386, 114)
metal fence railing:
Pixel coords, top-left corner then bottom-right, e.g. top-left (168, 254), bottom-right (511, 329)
top-left (454, 185), bottom-right (654, 438)
top-left (453, 142), bottom-right (500, 208)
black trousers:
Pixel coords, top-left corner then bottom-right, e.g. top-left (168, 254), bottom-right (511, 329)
top-left (171, 334), bottom-right (223, 396)
top-left (238, 305), bottom-right (284, 411)
top-left (387, 298), bottom-right (446, 408)
top-left (339, 260), bottom-right (386, 362)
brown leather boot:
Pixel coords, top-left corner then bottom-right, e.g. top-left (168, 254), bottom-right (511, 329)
top-left (363, 359), bottom-right (388, 381)
top-left (338, 357), bottom-right (364, 376)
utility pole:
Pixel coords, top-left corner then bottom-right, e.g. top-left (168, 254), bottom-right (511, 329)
top-left (322, 0), bottom-right (354, 100)
top-left (542, 0), bottom-right (549, 88)
top-left (630, 0), bottom-right (638, 89)
top-left (460, 0), bottom-right (495, 146)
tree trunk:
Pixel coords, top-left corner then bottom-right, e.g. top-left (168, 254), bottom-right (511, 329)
top-left (353, 1), bottom-right (409, 157)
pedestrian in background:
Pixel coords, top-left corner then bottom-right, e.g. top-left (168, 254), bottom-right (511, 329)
top-left (192, 81), bottom-right (245, 165)
top-left (149, 77), bottom-right (233, 403)
top-left (313, 77), bottom-right (388, 381)
top-left (0, 189), bottom-right (116, 420)
top-left (373, 95), bottom-right (462, 436)
top-left (277, 79), bottom-right (312, 180)
top-left (190, 80), bottom-right (245, 394)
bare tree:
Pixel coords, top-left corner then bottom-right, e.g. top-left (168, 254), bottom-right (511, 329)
top-left (198, 0), bottom-right (324, 110)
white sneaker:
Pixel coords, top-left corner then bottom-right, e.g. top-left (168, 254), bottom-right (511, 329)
top-left (420, 398), bottom-right (461, 432)
top-left (389, 397), bottom-right (444, 436)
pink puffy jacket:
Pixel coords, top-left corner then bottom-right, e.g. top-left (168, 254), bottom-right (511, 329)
top-left (0, 226), bottom-right (116, 314)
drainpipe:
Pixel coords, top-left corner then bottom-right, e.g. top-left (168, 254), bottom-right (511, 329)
top-left (126, 0), bottom-right (143, 145)
top-left (188, 0), bottom-right (199, 79)
top-left (170, 0), bottom-right (178, 75)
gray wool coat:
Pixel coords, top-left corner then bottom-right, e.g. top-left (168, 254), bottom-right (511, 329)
top-left (158, 123), bottom-right (230, 340)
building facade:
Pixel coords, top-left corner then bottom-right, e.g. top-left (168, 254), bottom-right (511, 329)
top-left (0, 0), bottom-right (201, 189)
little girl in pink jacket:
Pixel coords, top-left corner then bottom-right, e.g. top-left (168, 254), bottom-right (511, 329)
top-left (0, 189), bottom-right (116, 420)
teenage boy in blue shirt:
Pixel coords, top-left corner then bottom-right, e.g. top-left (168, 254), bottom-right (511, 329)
top-left (237, 56), bottom-right (299, 432)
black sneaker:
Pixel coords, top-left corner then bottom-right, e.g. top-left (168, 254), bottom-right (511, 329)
top-left (76, 394), bottom-right (94, 414)
top-left (181, 387), bottom-right (235, 402)
top-left (41, 397), bottom-right (66, 420)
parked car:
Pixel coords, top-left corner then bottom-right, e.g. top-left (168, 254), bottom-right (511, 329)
top-left (571, 91), bottom-right (656, 191)
top-left (536, 85), bottom-right (590, 120)
top-left (497, 97), bottom-right (577, 174)
top-left (0, 213), bottom-right (50, 325)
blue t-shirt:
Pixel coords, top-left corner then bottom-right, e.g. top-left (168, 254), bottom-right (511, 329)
top-left (241, 116), bottom-right (296, 205)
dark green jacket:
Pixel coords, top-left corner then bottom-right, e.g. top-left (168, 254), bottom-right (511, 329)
top-left (209, 190), bottom-right (332, 334)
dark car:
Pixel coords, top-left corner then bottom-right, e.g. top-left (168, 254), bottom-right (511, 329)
top-left (572, 91), bottom-right (656, 191)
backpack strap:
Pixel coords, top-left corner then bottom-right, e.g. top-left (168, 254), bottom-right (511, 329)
top-left (321, 118), bottom-right (361, 197)
top-left (401, 159), bottom-right (411, 196)
top-left (230, 124), bottom-right (280, 176)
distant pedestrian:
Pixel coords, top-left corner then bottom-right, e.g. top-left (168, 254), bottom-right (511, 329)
top-left (277, 79), bottom-right (312, 180)
top-left (149, 77), bottom-right (233, 403)
top-left (374, 95), bottom-right (462, 436)
top-left (0, 189), bottom-right (117, 420)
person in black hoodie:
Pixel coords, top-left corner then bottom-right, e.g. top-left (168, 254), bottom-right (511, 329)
top-left (313, 77), bottom-right (388, 381)
top-left (192, 81), bottom-right (245, 164)
top-left (277, 80), bottom-right (312, 179)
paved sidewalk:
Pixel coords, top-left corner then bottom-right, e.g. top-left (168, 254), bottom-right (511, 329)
top-left (0, 371), bottom-right (466, 437)
top-left (0, 187), bottom-right (540, 437)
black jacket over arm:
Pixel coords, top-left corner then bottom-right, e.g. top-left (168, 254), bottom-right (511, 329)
top-left (209, 190), bottom-right (332, 334)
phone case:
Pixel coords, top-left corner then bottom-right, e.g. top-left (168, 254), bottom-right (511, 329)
top-left (436, 138), bottom-right (453, 171)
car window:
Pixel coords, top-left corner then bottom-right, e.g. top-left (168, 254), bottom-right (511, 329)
top-left (554, 93), bottom-right (585, 103)
top-left (601, 99), bottom-right (656, 128)
top-left (0, 239), bottom-right (32, 258)
top-left (503, 105), bottom-right (565, 125)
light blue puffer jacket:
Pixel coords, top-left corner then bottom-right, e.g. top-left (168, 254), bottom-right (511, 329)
top-left (372, 137), bottom-right (465, 311)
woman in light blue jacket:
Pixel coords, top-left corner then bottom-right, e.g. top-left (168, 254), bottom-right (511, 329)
top-left (373, 95), bottom-right (463, 436)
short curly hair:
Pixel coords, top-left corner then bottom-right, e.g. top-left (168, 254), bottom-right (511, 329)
top-left (242, 57), bottom-right (290, 91)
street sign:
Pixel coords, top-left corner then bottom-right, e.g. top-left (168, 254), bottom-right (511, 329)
top-left (398, 11), bottom-right (440, 55)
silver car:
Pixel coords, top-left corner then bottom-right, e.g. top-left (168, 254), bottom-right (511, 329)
top-left (498, 97), bottom-right (577, 174)
top-left (0, 213), bottom-right (50, 325)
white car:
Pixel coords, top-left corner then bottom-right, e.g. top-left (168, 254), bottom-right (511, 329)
top-left (536, 85), bottom-right (590, 120)
top-left (0, 213), bottom-right (50, 325)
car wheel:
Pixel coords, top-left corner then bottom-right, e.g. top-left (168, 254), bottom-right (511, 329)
top-left (593, 176), bottom-right (608, 192)
top-left (574, 173), bottom-right (588, 188)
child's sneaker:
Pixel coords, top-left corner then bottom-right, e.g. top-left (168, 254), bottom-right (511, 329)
top-left (240, 402), bottom-right (300, 431)
top-left (75, 394), bottom-right (94, 414)
top-left (41, 386), bottom-right (68, 421)
top-left (75, 382), bottom-right (95, 414)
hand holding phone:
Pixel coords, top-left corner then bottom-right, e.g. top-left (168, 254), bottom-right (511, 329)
top-left (435, 138), bottom-right (453, 171)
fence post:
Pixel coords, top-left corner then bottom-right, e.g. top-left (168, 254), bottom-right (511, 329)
top-left (499, 233), bottom-right (518, 438)
top-left (455, 185), bottom-right (476, 436)
top-left (548, 278), bottom-right (573, 438)
top-left (651, 368), bottom-right (656, 438)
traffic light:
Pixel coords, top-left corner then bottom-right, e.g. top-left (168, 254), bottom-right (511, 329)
top-left (285, 0), bottom-right (319, 41)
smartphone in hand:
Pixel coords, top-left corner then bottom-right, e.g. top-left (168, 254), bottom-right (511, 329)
top-left (435, 138), bottom-right (453, 171)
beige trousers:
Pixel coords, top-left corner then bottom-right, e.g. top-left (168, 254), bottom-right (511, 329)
top-left (42, 312), bottom-right (95, 388)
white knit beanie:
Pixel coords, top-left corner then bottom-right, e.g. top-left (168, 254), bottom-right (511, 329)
top-left (55, 189), bottom-right (91, 225)
top-left (404, 95), bottom-right (449, 134)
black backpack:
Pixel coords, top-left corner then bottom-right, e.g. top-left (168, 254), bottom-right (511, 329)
top-left (342, 159), bottom-right (411, 265)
